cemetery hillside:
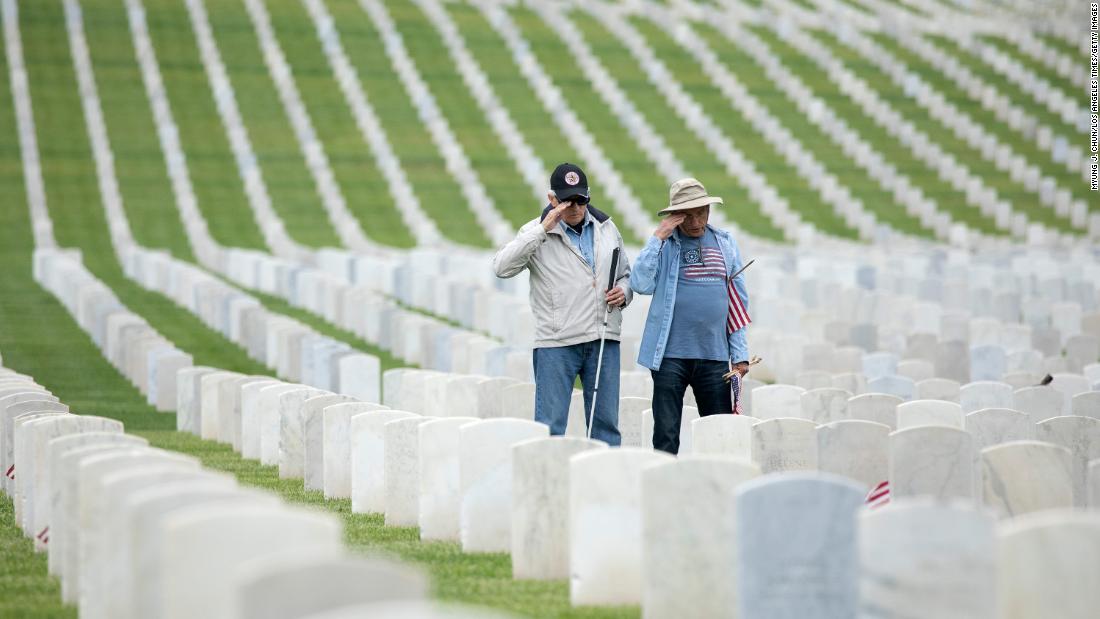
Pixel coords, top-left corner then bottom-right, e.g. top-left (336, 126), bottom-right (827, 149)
top-left (2, 0), bottom-right (1099, 617)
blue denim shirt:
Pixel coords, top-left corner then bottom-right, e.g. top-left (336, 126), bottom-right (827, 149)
top-left (560, 216), bottom-right (594, 273)
top-left (630, 225), bottom-right (750, 371)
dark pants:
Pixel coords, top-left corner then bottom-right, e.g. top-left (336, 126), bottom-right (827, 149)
top-left (650, 358), bottom-right (732, 455)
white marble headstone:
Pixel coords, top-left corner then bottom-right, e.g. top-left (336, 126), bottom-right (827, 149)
top-left (691, 414), bottom-right (757, 458)
top-left (848, 393), bottom-right (901, 429)
top-left (233, 550), bottom-right (427, 619)
top-left (890, 426), bottom-right (974, 501)
top-left (511, 436), bottom-right (606, 580)
top-left (301, 394), bottom-right (357, 491)
top-left (1012, 386), bottom-right (1064, 424)
top-left (155, 505), bottom-right (343, 619)
top-left (997, 510), bottom-right (1100, 619)
top-left (641, 456), bottom-right (759, 619)
top-left (860, 499), bottom-right (996, 618)
top-left (816, 420), bottom-right (890, 490)
top-left (418, 417), bottom-right (479, 540)
top-left (569, 448), bottom-right (675, 606)
top-left (981, 441), bottom-right (1073, 518)
top-left (1036, 415), bottom-right (1100, 507)
top-left (321, 402), bottom-right (387, 499)
top-left (458, 419), bottom-right (547, 552)
top-left (751, 418), bottom-right (817, 474)
top-left (896, 399), bottom-right (965, 430)
top-left (735, 473), bottom-right (865, 618)
top-left (383, 416), bottom-right (436, 526)
top-left (278, 387), bottom-right (329, 478)
top-left (350, 409), bottom-right (417, 513)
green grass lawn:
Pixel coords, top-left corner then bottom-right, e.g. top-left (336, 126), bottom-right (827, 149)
top-left (689, 20), bottom-right (932, 238)
top-left (261, 0), bottom-right (415, 248)
top-left (322, 0), bottom-right (491, 248)
top-left (1, 0), bottom-right (1084, 616)
top-left (979, 34), bottom-right (1085, 107)
top-left (381, 0), bottom-right (538, 231)
top-left (202, 0), bottom-right (342, 248)
top-left (877, 32), bottom-right (1094, 215)
top-left (443, 3), bottom-right (599, 228)
top-left (570, 14), bottom-right (787, 240)
top-left (1, 5), bottom-right (634, 614)
top-left (626, 16), bottom-right (860, 239)
top-left (138, 0), bottom-right (269, 251)
top-left (746, 24), bottom-right (1005, 236)
top-left (811, 28), bottom-right (1079, 234)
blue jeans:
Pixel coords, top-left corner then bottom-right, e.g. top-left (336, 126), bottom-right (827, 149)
top-left (533, 340), bottom-right (621, 446)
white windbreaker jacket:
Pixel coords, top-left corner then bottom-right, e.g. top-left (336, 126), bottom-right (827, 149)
top-left (492, 205), bottom-right (633, 348)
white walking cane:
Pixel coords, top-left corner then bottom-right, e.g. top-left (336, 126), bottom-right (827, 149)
top-left (587, 247), bottom-right (621, 441)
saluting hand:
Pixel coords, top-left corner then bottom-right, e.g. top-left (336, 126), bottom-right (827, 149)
top-left (542, 193), bottom-right (572, 233)
top-left (654, 214), bottom-right (686, 240)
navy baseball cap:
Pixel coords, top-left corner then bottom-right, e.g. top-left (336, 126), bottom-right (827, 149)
top-left (550, 163), bottom-right (589, 201)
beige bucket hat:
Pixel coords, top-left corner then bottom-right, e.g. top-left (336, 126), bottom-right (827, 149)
top-left (658, 177), bottom-right (723, 215)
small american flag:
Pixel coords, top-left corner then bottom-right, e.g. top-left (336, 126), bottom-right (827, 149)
top-left (865, 480), bottom-right (890, 509)
top-left (729, 371), bottom-right (744, 415)
top-left (726, 269), bottom-right (750, 334)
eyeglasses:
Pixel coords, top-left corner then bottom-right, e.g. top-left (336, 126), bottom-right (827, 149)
top-left (564, 194), bottom-right (590, 206)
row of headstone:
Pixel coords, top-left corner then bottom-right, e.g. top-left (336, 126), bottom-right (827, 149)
top-left (239, 0), bottom-right (374, 252)
top-left (360, 0), bottom-right (514, 246)
top-left (178, 0), bottom-right (308, 261)
top-left (599, 4), bottom-right (882, 240)
top-left (544, 447), bottom-right (1100, 617)
top-left (843, 25), bottom-right (1091, 234)
top-left (0, 361), bottom-right (451, 619)
top-left (33, 249), bottom-right (192, 411)
top-left (748, 381), bottom-right (1100, 423)
top-left (709, 15), bottom-right (961, 242)
top-left (476, 1), bottom-right (732, 242)
top-left (411, 0), bottom-right (548, 204)
top-left (874, 16), bottom-right (1091, 184)
top-left (123, 246), bottom-right (381, 401)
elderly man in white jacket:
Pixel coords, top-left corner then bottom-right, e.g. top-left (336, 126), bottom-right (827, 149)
top-left (492, 163), bottom-right (631, 445)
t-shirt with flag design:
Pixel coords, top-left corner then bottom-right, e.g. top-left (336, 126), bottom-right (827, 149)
top-left (663, 230), bottom-right (731, 362)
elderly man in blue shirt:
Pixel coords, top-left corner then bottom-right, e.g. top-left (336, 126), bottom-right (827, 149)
top-left (630, 178), bottom-right (751, 454)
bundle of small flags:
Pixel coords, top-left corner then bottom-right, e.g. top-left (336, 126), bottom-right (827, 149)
top-left (865, 480), bottom-right (890, 509)
top-left (730, 372), bottom-right (744, 415)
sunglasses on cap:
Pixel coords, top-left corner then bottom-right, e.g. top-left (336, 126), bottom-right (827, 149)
top-left (562, 194), bottom-right (590, 206)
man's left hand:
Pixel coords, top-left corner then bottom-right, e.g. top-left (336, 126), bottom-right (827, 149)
top-left (731, 361), bottom-right (750, 377)
top-left (605, 286), bottom-right (626, 308)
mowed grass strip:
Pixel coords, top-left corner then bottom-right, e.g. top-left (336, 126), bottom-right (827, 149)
top-left (811, 28), bottom-right (1078, 234)
top-left (199, 0), bottom-right (340, 248)
top-left (507, 6), bottom-right (681, 240)
top-left (628, 16), bottom-right (860, 239)
top-left (381, 0), bottom-right (538, 230)
top-left (979, 34), bottom-right (1086, 104)
top-left (749, 25), bottom-right (1004, 235)
top-left (875, 32), bottom-right (1094, 213)
top-left (692, 21), bottom-right (932, 238)
top-left (571, 15), bottom-right (785, 240)
top-left (19, 0), bottom-right (269, 376)
top-left (443, 3), bottom-right (596, 228)
top-left (141, 0), bottom-right (268, 250)
top-left (80, 0), bottom-right (193, 261)
top-left (323, 0), bottom-right (490, 248)
top-left (260, 0), bottom-right (415, 248)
